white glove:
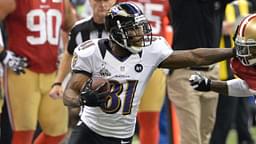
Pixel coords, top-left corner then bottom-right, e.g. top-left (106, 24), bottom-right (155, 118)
top-left (1, 50), bottom-right (28, 75)
top-left (189, 72), bottom-right (211, 91)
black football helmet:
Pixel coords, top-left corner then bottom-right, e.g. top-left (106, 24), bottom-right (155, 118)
top-left (234, 14), bottom-right (256, 66)
top-left (105, 2), bottom-right (152, 53)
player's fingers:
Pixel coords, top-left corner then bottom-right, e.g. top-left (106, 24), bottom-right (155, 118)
top-left (190, 81), bottom-right (196, 85)
top-left (13, 68), bottom-right (21, 75)
top-left (20, 69), bottom-right (26, 74)
top-left (191, 84), bottom-right (199, 89)
top-left (23, 59), bottom-right (29, 67)
top-left (190, 81), bottom-right (199, 87)
top-left (49, 88), bottom-right (63, 99)
top-left (95, 83), bottom-right (106, 91)
top-left (50, 93), bottom-right (63, 99)
top-left (97, 92), bottom-right (109, 101)
top-left (49, 92), bottom-right (57, 99)
top-left (189, 74), bottom-right (198, 81)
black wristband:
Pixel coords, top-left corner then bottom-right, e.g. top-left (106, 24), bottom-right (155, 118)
top-left (0, 50), bottom-right (7, 62)
top-left (51, 82), bottom-right (62, 88)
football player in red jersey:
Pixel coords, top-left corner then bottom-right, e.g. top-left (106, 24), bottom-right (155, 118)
top-left (190, 13), bottom-right (256, 98)
top-left (0, 0), bottom-right (76, 144)
top-left (116, 1), bottom-right (172, 144)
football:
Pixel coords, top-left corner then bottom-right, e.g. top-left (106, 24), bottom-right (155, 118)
top-left (90, 77), bottom-right (111, 93)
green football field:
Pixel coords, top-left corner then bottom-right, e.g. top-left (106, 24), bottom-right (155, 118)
top-left (227, 128), bottom-right (256, 144)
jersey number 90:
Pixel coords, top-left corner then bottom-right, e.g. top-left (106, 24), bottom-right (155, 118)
top-left (26, 9), bottom-right (62, 45)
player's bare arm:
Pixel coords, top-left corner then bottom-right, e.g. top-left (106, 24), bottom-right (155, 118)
top-left (57, 0), bottom-right (77, 81)
top-left (63, 73), bottom-right (90, 107)
top-left (190, 73), bottom-right (256, 97)
top-left (0, 0), bottom-right (16, 21)
top-left (62, 0), bottom-right (76, 32)
top-left (210, 80), bottom-right (228, 95)
top-left (49, 0), bottom-right (76, 98)
top-left (0, 0), bottom-right (16, 53)
top-left (49, 31), bottom-right (72, 99)
top-left (50, 50), bottom-right (72, 85)
top-left (159, 48), bottom-right (235, 69)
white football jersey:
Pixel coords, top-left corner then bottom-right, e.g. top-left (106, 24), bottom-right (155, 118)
top-left (72, 36), bottom-right (173, 138)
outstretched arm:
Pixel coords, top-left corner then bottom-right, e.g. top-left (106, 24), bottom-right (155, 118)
top-left (159, 48), bottom-right (235, 69)
top-left (210, 80), bottom-right (228, 95)
top-left (189, 73), bottom-right (255, 97)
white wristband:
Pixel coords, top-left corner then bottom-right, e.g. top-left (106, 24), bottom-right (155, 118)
top-left (227, 79), bottom-right (255, 97)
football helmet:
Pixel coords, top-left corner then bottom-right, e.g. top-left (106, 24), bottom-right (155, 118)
top-left (234, 14), bottom-right (256, 66)
top-left (105, 2), bottom-right (152, 54)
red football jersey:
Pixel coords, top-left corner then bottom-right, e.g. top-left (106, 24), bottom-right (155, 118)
top-left (118, 0), bottom-right (171, 37)
top-left (5, 0), bottom-right (65, 73)
top-left (231, 58), bottom-right (256, 90)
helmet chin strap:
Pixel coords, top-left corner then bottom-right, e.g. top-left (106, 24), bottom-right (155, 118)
top-left (126, 45), bottom-right (143, 54)
top-left (110, 34), bottom-right (143, 54)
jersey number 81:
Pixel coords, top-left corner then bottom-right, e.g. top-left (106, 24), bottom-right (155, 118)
top-left (102, 80), bottom-right (138, 115)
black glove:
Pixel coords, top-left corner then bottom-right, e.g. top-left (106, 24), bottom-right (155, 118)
top-left (80, 79), bottom-right (109, 108)
top-left (0, 50), bottom-right (28, 75)
top-left (189, 72), bottom-right (211, 91)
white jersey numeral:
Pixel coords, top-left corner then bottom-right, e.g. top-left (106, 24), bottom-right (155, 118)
top-left (26, 9), bottom-right (62, 45)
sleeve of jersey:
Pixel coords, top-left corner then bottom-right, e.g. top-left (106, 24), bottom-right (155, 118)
top-left (227, 79), bottom-right (256, 97)
top-left (71, 44), bottom-right (95, 75)
top-left (152, 37), bottom-right (173, 66)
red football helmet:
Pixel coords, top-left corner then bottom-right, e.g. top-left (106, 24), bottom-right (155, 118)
top-left (235, 14), bottom-right (256, 66)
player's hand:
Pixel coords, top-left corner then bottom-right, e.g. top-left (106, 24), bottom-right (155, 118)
top-left (80, 79), bottom-right (110, 108)
top-left (49, 84), bottom-right (63, 99)
top-left (1, 50), bottom-right (28, 75)
top-left (189, 72), bottom-right (211, 91)
top-left (80, 79), bottom-right (109, 108)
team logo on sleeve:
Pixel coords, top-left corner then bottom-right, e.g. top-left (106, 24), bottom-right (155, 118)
top-left (135, 64), bottom-right (143, 73)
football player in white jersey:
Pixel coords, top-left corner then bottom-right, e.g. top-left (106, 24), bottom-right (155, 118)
top-left (63, 2), bottom-right (235, 144)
